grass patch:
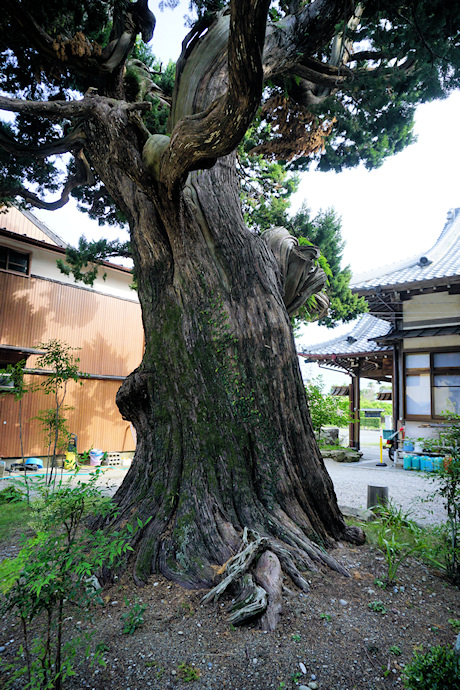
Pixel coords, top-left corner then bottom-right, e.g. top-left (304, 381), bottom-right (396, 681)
top-left (0, 499), bottom-right (31, 543)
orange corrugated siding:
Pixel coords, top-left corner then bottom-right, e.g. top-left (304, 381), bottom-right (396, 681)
top-left (1, 267), bottom-right (144, 458)
top-left (1, 272), bottom-right (143, 376)
top-left (0, 207), bottom-right (60, 245)
top-left (0, 375), bottom-right (135, 458)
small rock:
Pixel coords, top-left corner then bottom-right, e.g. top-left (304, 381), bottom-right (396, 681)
top-left (299, 662), bottom-right (307, 674)
top-left (308, 683), bottom-right (319, 690)
top-left (0, 646), bottom-right (5, 653)
top-left (171, 670), bottom-right (176, 676)
top-left (253, 658), bottom-right (258, 665)
top-left (339, 599), bottom-right (348, 606)
top-left (299, 686), bottom-right (310, 690)
top-left (177, 631), bottom-right (184, 635)
top-left (311, 674), bottom-right (317, 680)
top-left (111, 601), bottom-right (118, 606)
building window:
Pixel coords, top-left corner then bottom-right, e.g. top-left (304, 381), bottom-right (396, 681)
top-left (0, 372), bottom-right (14, 391)
top-left (405, 351), bottom-right (460, 418)
top-left (0, 245), bottom-right (30, 275)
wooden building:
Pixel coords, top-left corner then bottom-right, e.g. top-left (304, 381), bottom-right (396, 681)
top-left (300, 208), bottom-right (460, 449)
top-left (0, 207), bottom-right (144, 459)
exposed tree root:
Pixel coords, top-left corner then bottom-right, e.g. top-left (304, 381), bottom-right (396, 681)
top-left (201, 527), bottom-right (351, 629)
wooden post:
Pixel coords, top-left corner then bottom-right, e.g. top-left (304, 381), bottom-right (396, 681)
top-left (349, 369), bottom-right (360, 450)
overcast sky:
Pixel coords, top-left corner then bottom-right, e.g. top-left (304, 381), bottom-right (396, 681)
top-left (34, 2), bottom-right (460, 389)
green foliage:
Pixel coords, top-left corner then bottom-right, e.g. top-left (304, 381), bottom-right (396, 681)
top-left (0, 485), bottom-right (25, 505)
top-left (31, 340), bottom-right (85, 484)
top-left (289, 204), bottom-right (367, 327)
top-left (291, 633), bottom-right (301, 642)
top-left (0, 472), bottom-right (149, 689)
top-left (177, 662), bottom-right (200, 682)
top-left (0, 499), bottom-right (30, 543)
top-left (403, 645), bottom-right (460, 690)
top-left (57, 236), bottom-right (131, 286)
top-left (121, 597), bottom-right (147, 634)
top-left (368, 600), bottom-right (387, 614)
top-left (423, 414), bottom-right (460, 584)
top-left (305, 376), bottom-right (350, 438)
top-left (360, 416), bottom-right (381, 430)
top-left (365, 501), bottom-right (425, 583)
top-left (239, 129), bottom-right (300, 233)
top-left (389, 645), bottom-right (402, 656)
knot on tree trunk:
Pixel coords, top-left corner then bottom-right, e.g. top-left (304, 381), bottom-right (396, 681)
top-left (262, 226), bottom-right (329, 318)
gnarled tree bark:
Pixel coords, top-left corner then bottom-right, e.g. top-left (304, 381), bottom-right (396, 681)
top-left (2, 0), bottom-right (364, 629)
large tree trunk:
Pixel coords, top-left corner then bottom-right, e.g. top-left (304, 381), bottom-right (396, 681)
top-left (112, 155), bottom-right (361, 591)
top-left (84, 3), bottom-right (363, 624)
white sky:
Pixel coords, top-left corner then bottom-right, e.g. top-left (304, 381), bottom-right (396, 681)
top-left (34, 2), bottom-right (460, 390)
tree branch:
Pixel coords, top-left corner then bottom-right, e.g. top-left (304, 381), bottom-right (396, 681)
top-left (0, 94), bottom-right (96, 121)
top-left (4, 0), bottom-right (156, 77)
top-left (263, 0), bottom-right (354, 80)
top-left (0, 127), bottom-right (86, 159)
top-left (0, 92), bottom-right (151, 122)
top-left (156, 0), bottom-right (271, 194)
top-left (0, 149), bottom-right (94, 211)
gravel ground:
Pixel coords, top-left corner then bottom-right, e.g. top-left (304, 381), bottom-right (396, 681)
top-left (325, 460), bottom-right (447, 525)
top-left (0, 447), bottom-right (447, 526)
top-left (1, 448), bottom-right (456, 690)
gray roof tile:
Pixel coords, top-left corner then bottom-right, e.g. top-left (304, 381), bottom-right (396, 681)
top-left (299, 314), bottom-right (392, 356)
top-left (351, 208), bottom-right (460, 291)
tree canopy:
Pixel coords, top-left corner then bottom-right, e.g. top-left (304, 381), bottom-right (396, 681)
top-left (1, 1), bottom-right (459, 220)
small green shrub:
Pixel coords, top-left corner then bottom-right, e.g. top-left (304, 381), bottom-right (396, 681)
top-left (0, 472), bottom-right (150, 689)
top-left (364, 501), bottom-right (424, 583)
top-left (368, 600), bottom-right (387, 613)
top-left (121, 597), bottom-right (147, 634)
top-left (177, 663), bottom-right (200, 682)
top-left (403, 645), bottom-right (460, 689)
top-left (422, 414), bottom-right (460, 584)
top-left (0, 485), bottom-right (25, 504)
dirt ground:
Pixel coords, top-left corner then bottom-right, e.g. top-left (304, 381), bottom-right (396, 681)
top-left (1, 529), bottom-right (459, 690)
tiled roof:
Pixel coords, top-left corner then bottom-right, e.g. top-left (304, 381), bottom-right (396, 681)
top-left (298, 313), bottom-right (392, 357)
top-left (351, 208), bottom-right (460, 291)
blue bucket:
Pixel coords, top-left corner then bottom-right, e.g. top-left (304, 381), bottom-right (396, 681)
top-left (89, 449), bottom-right (104, 466)
top-left (26, 457), bottom-right (43, 468)
top-left (403, 441), bottom-right (414, 452)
